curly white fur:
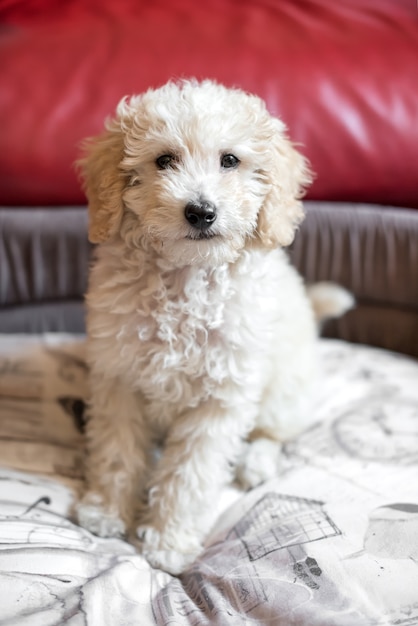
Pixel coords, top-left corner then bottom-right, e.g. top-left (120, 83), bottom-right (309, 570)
top-left (76, 79), bottom-right (321, 574)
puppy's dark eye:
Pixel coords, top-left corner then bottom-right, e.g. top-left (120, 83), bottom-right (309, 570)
top-left (156, 154), bottom-right (176, 170)
top-left (220, 153), bottom-right (240, 169)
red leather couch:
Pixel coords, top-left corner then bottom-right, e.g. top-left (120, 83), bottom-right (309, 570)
top-left (1, 0), bottom-right (417, 356)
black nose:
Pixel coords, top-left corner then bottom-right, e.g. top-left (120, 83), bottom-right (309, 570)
top-left (184, 199), bottom-right (217, 229)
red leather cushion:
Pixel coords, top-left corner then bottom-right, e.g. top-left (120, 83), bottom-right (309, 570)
top-left (1, 0), bottom-right (417, 207)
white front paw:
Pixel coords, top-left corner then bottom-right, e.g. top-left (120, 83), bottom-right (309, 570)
top-left (77, 494), bottom-right (126, 538)
top-left (236, 438), bottom-right (282, 490)
top-left (137, 525), bottom-right (201, 575)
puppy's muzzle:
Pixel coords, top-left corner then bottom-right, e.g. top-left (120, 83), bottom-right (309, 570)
top-left (184, 199), bottom-right (217, 232)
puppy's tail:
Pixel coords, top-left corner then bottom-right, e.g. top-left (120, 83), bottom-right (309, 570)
top-left (307, 281), bottom-right (355, 324)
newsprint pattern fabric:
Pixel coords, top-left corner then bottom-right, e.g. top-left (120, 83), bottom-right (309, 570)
top-left (0, 334), bottom-right (417, 625)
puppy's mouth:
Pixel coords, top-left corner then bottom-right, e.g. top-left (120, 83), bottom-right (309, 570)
top-left (185, 231), bottom-right (219, 241)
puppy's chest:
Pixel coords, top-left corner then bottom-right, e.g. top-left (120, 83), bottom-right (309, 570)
top-left (146, 284), bottom-right (225, 365)
top-left (119, 268), bottom-right (240, 393)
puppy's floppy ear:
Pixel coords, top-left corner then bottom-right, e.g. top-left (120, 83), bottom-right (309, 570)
top-left (78, 119), bottom-right (126, 244)
top-left (257, 118), bottom-right (312, 248)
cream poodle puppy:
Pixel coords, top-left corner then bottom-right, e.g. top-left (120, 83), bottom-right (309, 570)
top-left (76, 79), bottom-right (351, 574)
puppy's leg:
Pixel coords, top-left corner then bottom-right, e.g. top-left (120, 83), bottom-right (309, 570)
top-left (236, 371), bottom-right (317, 490)
top-left (137, 398), bottom-right (254, 574)
top-left (235, 431), bottom-right (283, 490)
top-left (77, 378), bottom-right (150, 538)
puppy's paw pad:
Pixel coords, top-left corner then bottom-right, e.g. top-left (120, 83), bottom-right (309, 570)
top-left (77, 495), bottom-right (126, 538)
top-left (236, 438), bottom-right (282, 490)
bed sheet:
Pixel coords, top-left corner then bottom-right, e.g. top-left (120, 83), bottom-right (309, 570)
top-left (0, 334), bottom-right (417, 625)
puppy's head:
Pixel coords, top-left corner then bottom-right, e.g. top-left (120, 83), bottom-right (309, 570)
top-left (79, 80), bottom-right (312, 266)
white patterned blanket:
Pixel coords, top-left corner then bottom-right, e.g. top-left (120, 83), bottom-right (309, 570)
top-left (0, 335), bottom-right (417, 625)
